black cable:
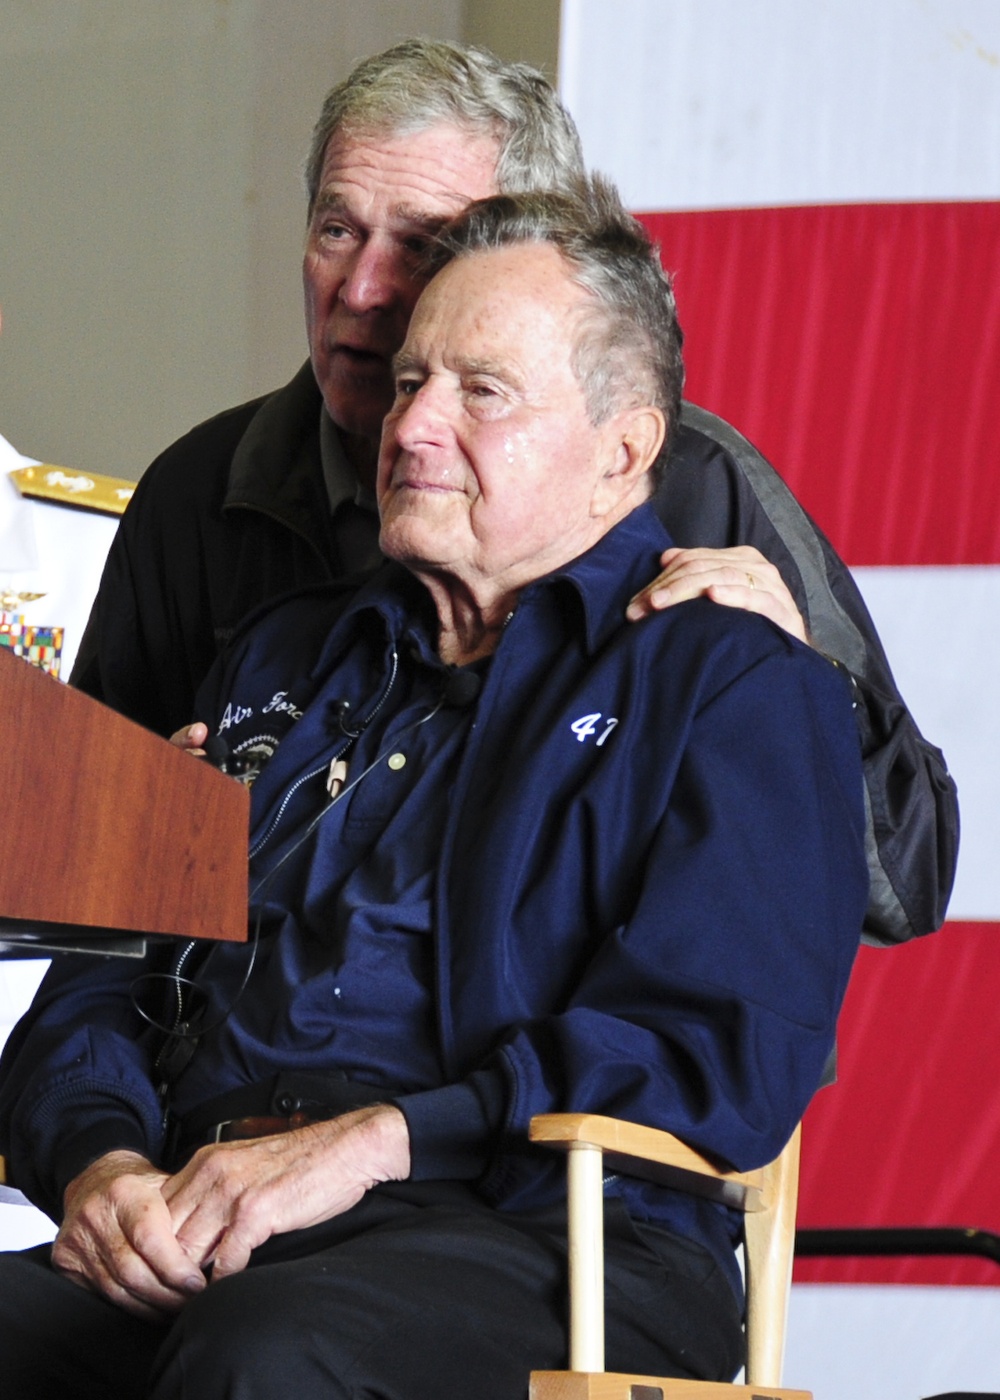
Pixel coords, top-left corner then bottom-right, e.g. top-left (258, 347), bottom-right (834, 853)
top-left (796, 1226), bottom-right (1000, 1266)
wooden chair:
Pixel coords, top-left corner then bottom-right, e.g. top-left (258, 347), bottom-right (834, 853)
top-left (528, 1113), bottom-right (809, 1400)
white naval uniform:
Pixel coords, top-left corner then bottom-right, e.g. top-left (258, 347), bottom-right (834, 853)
top-left (1, 431), bottom-right (121, 1248)
top-left (0, 431), bottom-right (120, 679)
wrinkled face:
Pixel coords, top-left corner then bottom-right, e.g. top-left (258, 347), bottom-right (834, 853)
top-left (378, 244), bottom-right (625, 597)
top-left (303, 123), bottom-right (500, 451)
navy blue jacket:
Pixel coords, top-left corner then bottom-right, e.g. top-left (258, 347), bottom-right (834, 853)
top-left (0, 504), bottom-right (867, 1286)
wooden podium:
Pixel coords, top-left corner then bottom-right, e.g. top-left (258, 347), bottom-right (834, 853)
top-left (0, 647), bottom-right (249, 955)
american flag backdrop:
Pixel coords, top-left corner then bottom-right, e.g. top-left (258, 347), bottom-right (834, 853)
top-left (559, 2), bottom-right (1000, 1393)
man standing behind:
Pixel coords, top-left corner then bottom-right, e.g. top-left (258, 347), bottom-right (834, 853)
top-left (71, 39), bottom-right (956, 945)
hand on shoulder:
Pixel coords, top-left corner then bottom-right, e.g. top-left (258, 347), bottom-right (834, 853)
top-left (626, 545), bottom-right (809, 644)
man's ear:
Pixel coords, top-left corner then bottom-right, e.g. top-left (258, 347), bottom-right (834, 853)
top-left (590, 405), bottom-right (666, 517)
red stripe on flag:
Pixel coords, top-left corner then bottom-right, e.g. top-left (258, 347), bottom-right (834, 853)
top-left (795, 922), bottom-right (1000, 1286)
top-left (638, 204), bottom-right (1000, 567)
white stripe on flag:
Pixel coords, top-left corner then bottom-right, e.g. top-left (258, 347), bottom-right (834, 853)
top-left (559, 0), bottom-right (1000, 209)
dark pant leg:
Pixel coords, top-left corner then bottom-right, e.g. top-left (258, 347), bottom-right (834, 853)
top-left (0, 1186), bottom-right (742, 1400)
top-left (150, 1189), bottom-right (565, 1400)
top-left (603, 1201), bottom-right (744, 1382)
top-left (150, 1185), bottom-right (742, 1400)
top-left (0, 1244), bottom-right (165, 1400)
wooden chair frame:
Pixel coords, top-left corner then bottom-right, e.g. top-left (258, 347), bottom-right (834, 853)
top-left (528, 1114), bottom-right (810, 1400)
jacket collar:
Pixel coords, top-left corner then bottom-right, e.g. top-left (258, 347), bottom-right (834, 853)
top-left (524, 501), bottom-right (674, 655)
top-left (332, 502), bottom-right (674, 661)
top-left (223, 361), bottom-right (329, 541)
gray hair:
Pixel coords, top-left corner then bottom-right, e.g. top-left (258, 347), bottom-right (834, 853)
top-left (425, 178), bottom-right (685, 474)
top-left (304, 38), bottom-right (585, 214)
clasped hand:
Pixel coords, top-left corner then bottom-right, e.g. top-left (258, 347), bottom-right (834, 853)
top-left (52, 1105), bottom-right (410, 1321)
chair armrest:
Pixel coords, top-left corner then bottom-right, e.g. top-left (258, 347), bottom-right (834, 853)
top-left (530, 1114), bottom-right (802, 1386)
top-left (529, 1113), bottom-right (768, 1212)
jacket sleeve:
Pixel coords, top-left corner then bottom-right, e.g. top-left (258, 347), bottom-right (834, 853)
top-left (0, 950), bottom-right (171, 1219)
top-left (0, 584), bottom-right (378, 1223)
top-left (652, 403), bottom-right (959, 944)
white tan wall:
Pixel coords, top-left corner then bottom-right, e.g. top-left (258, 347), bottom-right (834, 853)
top-left (0, 1), bottom-right (467, 480)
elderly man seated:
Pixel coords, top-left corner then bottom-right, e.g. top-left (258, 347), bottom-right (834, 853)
top-left (0, 180), bottom-right (867, 1400)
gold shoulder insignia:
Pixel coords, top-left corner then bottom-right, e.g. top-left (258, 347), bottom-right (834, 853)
top-left (9, 465), bottom-right (135, 517)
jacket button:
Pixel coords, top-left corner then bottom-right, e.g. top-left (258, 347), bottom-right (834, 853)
top-left (276, 1093), bottom-right (300, 1114)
